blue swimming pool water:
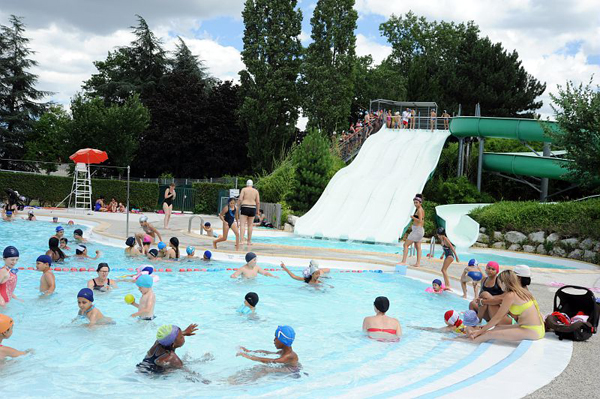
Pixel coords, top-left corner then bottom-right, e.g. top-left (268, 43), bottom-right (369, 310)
top-left (234, 233), bottom-right (576, 270)
top-left (1, 220), bottom-right (477, 397)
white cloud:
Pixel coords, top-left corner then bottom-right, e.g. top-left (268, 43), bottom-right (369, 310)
top-left (354, 0), bottom-right (600, 117)
top-left (355, 34), bottom-right (391, 64)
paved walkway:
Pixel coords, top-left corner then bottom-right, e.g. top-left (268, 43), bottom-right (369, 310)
top-left (35, 208), bottom-right (600, 397)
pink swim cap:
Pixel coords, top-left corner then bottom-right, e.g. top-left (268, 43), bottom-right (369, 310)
top-left (143, 235), bottom-right (152, 243)
top-left (486, 261), bottom-right (499, 273)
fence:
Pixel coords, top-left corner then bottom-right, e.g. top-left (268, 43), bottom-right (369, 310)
top-left (158, 185), bottom-right (196, 212)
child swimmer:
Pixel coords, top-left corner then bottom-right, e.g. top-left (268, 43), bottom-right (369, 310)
top-left (238, 292), bottom-right (259, 315)
top-left (0, 314), bottom-right (32, 358)
top-left (36, 255), bottom-right (56, 295)
top-left (129, 274), bottom-right (156, 320)
top-left (460, 259), bottom-right (483, 299)
top-left (137, 323), bottom-right (199, 373)
top-left (76, 288), bottom-right (112, 326)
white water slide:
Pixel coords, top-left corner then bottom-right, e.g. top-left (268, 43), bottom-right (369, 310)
top-left (294, 126), bottom-right (450, 244)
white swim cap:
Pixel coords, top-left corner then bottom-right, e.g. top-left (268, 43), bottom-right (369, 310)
top-left (514, 265), bottom-right (531, 278)
top-left (246, 179), bottom-right (253, 187)
top-left (139, 216), bottom-right (148, 223)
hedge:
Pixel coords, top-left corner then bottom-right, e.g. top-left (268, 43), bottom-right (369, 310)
top-left (469, 199), bottom-right (600, 240)
top-left (192, 182), bottom-right (229, 214)
top-left (0, 171), bottom-right (159, 211)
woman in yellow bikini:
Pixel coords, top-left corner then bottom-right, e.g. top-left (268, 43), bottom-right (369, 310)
top-left (469, 270), bottom-right (545, 343)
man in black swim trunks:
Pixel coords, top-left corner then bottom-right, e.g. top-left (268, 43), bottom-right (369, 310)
top-left (238, 180), bottom-right (260, 247)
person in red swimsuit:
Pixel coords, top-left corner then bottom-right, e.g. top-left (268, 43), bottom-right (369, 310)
top-left (362, 296), bottom-right (402, 340)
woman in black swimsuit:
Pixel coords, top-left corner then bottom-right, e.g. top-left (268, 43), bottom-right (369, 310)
top-left (163, 183), bottom-right (176, 229)
top-left (213, 198), bottom-right (240, 251)
top-left (87, 263), bottom-right (117, 292)
top-left (469, 261), bottom-right (510, 323)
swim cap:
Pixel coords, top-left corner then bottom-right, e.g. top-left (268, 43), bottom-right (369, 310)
top-left (142, 234), bottom-right (152, 244)
top-left (3, 246), bottom-right (19, 258)
top-left (74, 229), bottom-right (83, 237)
top-left (157, 325), bottom-right (180, 346)
top-left (139, 216), bottom-right (148, 223)
top-left (275, 325), bottom-right (295, 346)
top-left (6, 211), bottom-right (12, 215)
top-left (468, 259), bottom-right (478, 267)
top-left (245, 252), bottom-right (257, 263)
top-left (158, 242), bottom-right (167, 250)
top-left (76, 245), bottom-right (86, 254)
top-left (413, 196), bottom-right (422, 203)
top-left (514, 265), bottom-right (531, 278)
top-left (77, 288), bottom-right (94, 302)
top-left (245, 292), bottom-right (259, 307)
top-left (432, 279), bottom-right (442, 286)
top-left (0, 314), bottom-right (14, 334)
top-left (136, 274), bottom-right (154, 288)
top-left (36, 255), bottom-right (52, 265)
top-left (436, 227), bottom-right (446, 236)
top-left (462, 310), bottom-right (480, 327)
top-left (204, 222), bottom-right (211, 227)
top-left (28, 210), bottom-right (34, 215)
top-left (374, 296), bottom-right (390, 313)
top-left (444, 310), bottom-right (461, 327)
top-left (56, 226), bottom-right (64, 232)
top-left (149, 249), bottom-right (159, 257)
top-left (186, 246), bottom-right (195, 255)
top-left (139, 265), bottom-right (154, 275)
top-left (246, 179), bottom-right (253, 187)
top-left (126, 237), bottom-right (136, 247)
top-left (203, 250), bottom-right (212, 259)
top-left (486, 261), bottom-right (499, 273)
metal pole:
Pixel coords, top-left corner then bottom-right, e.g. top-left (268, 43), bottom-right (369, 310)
top-left (540, 142), bottom-right (551, 202)
top-left (477, 138), bottom-right (485, 192)
top-left (457, 138), bottom-right (464, 177)
top-left (126, 165), bottom-right (130, 237)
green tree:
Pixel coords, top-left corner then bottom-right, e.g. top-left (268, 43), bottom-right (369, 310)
top-left (24, 105), bottom-right (70, 174)
top-left (239, 0), bottom-right (303, 172)
top-left (379, 12), bottom-right (545, 116)
top-left (68, 94), bottom-right (150, 168)
top-left (0, 15), bottom-right (50, 163)
top-left (545, 79), bottom-right (600, 188)
top-left (352, 56), bottom-right (407, 114)
top-left (287, 129), bottom-right (333, 213)
top-left (302, 0), bottom-right (357, 135)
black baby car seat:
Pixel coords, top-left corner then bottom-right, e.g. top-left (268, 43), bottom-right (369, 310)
top-left (545, 285), bottom-right (600, 341)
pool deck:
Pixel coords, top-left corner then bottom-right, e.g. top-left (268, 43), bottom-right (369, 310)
top-left (33, 209), bottom-right (600, 398)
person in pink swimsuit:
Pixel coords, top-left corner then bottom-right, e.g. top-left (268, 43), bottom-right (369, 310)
top-left (0, 246), bottom-right (20, 307)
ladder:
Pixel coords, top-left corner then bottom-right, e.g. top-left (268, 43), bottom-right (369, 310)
top-left (69, 162), bottom-right (92, 210)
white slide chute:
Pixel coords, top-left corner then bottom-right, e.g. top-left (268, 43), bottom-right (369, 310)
top-left (294, 126), bottom-right (450, 244)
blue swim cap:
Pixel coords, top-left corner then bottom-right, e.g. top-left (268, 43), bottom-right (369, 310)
top-left (56, 226), bottom-right (64, 232)
top-left (77, 288), bottom-right (94, 302)
top-left (468, 259), bottom-right (478, 266)
top-left (432, 279), bottom-right (442, 286)
top-left (245, 252), bottom-right (256, 263)
top-left (186, 246), bottom-right (195, 255)
top-left (136, 274), bottom-right (154, 288)
top-left (3, 246), bottom-right (19, 258)
top-left (6, 210), bottom-right (12, 215)
top-left (158, 242), bottom-right (166, 250)
top-left (275, 326), bottom-right (295, 347)
top-left (141, 266), bottom-right (154, 275)
top-left (203, 250), bottom-right (212, 259)
top-left (126, 237), bottom-right (135, 247)
top-left (204, 222), bottom-right (211, 227)
top-left (36, 255), bottom-right (52, 265)
top-left (149, 249), bottom-right (159, 257)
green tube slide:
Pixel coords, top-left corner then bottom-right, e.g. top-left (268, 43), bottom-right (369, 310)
top-left (449, 116), bottom-right (571, 180)
top-left (483, 153), bottom-right (571, 180)
top-left (450, 116), bottom-right (560, 142)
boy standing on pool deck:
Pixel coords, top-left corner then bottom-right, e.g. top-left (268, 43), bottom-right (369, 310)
top-left (129, 275), bottom-right (156, 320)
top-left (236, 326), bottom-right (298, 367)
top-left (230, 252), bottom-right (277, 279)
top-left (0, 314), bottom-right (30, 358)
top-left (36, 255), bottom-right (55, 295)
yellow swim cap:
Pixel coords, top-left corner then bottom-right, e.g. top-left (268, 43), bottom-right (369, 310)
top-left (0, 313), bottom-right (13, 334)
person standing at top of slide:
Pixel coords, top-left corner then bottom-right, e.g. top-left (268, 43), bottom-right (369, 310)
top-left (239, 180), bottom-right (260, 247)
top-left (163, 183), bottom-right (176, 229)
top-left (399, 194), bottom-right (425, 267)
top-left (430, 109), bottom-right (437, 132)
top-left (401, 108), bottom-right (410, 129)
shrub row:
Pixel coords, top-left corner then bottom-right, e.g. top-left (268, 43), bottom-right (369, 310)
top-left (469, 199), bottom-right (600, 240)
top-left (0, 171), bottom-right (159, 211)
top-left (192, 182), bottom-right (229, 214)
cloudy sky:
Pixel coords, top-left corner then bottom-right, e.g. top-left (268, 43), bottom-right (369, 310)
top-left (1, 0), bottom-right (599, 118)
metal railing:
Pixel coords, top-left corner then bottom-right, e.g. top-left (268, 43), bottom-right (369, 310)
top-left (188, 215), bottom-right (205, 234)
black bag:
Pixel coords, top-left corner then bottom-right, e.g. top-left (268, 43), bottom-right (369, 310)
top-left (546, 285), bottom-right (600, 341)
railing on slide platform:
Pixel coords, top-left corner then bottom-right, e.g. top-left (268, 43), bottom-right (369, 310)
top-left (340, 116), bottom-right (452, 163)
